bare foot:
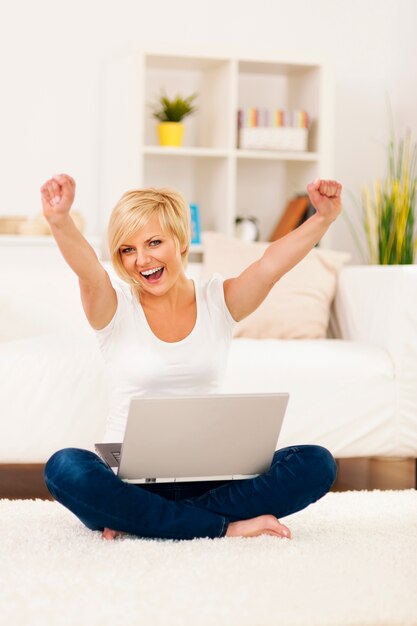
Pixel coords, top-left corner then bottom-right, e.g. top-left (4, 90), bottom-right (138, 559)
top-left (226, 514), bottom-right (291, 539)
top-left (102, 527), bottom-right (127, 540)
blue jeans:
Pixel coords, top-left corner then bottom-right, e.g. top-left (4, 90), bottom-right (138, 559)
top-left (44, 445), bottom-right (337, 540)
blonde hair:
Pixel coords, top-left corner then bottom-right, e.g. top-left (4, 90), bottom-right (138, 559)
top-left (108, 187), bottom-right (191, 288)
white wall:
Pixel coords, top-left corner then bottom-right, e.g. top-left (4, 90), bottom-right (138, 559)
top-left (0, 0), bottom-right (416, 261)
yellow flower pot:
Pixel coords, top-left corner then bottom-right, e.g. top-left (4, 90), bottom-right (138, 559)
top-left (157, 122), bottom-right (184, 147)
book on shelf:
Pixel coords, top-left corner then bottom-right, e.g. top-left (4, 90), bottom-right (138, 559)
top-left (237, 107), bottom-right (309, 151)
top-left (189, 204), bottom-right (201, 245)
top-left (237, 107), bottom-right (309, 130)
top-left (269, 194), bottom-right (314, 241)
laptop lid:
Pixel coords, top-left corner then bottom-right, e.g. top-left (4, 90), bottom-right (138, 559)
top-left (116, 393), bottom-right (289, 483)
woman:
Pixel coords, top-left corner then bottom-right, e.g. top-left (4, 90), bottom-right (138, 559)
top-left (42, 173), bottom-right (341, 541)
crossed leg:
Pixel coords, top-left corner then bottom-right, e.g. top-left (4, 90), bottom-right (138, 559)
top-left (102, 445), bottom-right (337, 540)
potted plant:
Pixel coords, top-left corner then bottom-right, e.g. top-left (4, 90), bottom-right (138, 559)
top-left (345, 126), bottom-right (417, 264)
top-left (152, 93), bottom-right (198, 147)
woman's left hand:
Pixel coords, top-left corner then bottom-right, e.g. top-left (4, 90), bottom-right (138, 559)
top-left (307, 178), bottom-right (342, 223)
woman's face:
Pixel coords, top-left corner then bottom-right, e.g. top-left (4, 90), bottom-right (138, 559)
top-left (119, 215), bottom-right (185, 296)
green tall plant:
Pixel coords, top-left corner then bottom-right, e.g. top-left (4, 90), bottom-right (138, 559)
top-left (361, 129), bottom-right (417, 264)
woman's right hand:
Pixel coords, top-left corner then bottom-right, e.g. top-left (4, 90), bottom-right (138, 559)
top-left (41, 174), bottom-right (76, 224)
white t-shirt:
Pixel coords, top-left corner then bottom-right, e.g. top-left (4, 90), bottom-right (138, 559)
top-left (95, 273), bottom-right (236, 442)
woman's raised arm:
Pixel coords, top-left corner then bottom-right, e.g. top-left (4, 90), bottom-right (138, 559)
top-left (223, 179), bottom-right (342, 322)
top-left (41, 173), bottom-right (117, 329)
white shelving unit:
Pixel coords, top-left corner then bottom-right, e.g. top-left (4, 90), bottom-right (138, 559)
top-left (100, 50), bottom-right (333, 247)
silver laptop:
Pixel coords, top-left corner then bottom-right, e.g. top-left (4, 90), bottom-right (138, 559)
top-left (95, 393), bottom-right (289, 484)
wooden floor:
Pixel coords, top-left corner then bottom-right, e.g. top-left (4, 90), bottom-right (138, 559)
top-left (333, 457), bottom-right (416, 491)
top-left (0, 458), bottom-right (415, 500)
top-left (0, 464), bottom-right (53, 500)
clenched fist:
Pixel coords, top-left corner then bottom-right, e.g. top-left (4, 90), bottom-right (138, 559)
top-left (41, 174), bottom-right (76, 225)
top-left (307, 179), bottom-right (342, 224)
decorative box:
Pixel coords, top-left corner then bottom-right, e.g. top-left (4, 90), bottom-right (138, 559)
top-left (239, 127), bottom-right (308, 151)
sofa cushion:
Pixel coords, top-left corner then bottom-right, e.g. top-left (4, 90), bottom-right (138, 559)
top-left (201, 231), bottom-right (349, 339)
top-left (0, 263), bottom-right (91, 341)
top-left (223, 338), bottom-right (397, 457)
top-left (0, 334), bottom-right (107, 462)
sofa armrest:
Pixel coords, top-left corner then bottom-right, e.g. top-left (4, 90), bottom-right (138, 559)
top-left (333, 265), bottom-right (417, 356)
top-left (333, 265), bottom-right (417, 454)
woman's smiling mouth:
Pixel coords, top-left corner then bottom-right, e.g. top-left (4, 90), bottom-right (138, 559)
top-left (140, 266), bottom-right (164, 282)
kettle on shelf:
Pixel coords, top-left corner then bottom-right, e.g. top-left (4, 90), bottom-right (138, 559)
top-left (234, 216), bottom-right (260, 242)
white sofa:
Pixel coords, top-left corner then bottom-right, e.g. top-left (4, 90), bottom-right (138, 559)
top-left (1, 255), bottom-right (417, 463)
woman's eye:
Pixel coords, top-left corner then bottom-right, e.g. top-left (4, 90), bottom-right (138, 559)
top-left (149, 240), bottom-right (161, 247)
top-left (121, 247), bottom-right (134, 254)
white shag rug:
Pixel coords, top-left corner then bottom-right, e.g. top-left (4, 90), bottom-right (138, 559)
top-left (0, 490), bottom-right (416, 626)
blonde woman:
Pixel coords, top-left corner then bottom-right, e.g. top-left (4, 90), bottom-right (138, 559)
top-left (42, 173), bottom-right (341, 541)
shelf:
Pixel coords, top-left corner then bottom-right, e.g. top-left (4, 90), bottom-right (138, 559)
top-left (102, 50), bottom-right (332, 247)
top-left (143, 147), bottom-right (318, 162)
top-left (0, 234), bottom-right (101, 247)
top-left (0, 234), bottom-right (103, 264)
top-left (238, 59), bottom-right (320, 77)
top-left (143, 146), bottom-right (229, 158)
top-left (146, 54), bottom-right (230, 72)
top-left (189, 243), bottom-right (204, 253)
top-left (235, 150), bottom-right (319, 162)
top-left (144, 54), bottom-right (233, 150)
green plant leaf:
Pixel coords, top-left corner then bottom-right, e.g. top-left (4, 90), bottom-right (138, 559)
top-left (152, 92), bottom-right (198, 122)
top-left (358, 106), bottom-right (417, 264)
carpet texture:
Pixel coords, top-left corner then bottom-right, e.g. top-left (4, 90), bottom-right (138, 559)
top-left (1, 490), bottom-right (416, 626)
